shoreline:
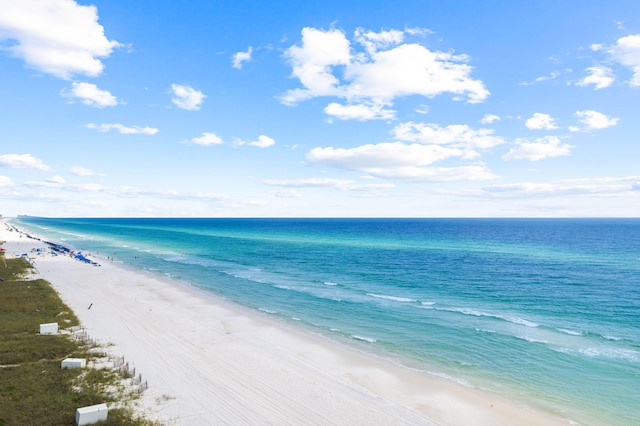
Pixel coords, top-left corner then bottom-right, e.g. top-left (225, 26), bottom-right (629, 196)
top-left (1, 219), bottom-right (573, 425)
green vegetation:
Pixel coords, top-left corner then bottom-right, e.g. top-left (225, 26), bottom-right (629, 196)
top-left (0, 255), bottom-right (157, 425)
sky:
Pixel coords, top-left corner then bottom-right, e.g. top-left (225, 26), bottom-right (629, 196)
top-left (1, 0), bottom-right (639, 218)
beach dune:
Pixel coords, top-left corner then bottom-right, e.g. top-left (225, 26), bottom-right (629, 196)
top-left (0, 220), bottom-right (570, 425)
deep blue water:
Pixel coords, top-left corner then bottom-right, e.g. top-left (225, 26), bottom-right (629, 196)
top-left (16, 217), bottom-right (640, 425)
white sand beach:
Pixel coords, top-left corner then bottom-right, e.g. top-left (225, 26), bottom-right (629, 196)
top-left (0, 219), bottom-right (572, 425)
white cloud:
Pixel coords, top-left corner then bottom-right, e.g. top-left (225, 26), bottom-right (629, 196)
top-left (303, 120), bottom-right (504, 182)
top-left (0, 182), bottom-right (269, 215)
top-left (26, 175), bottom-right (66, 187)
top-left (502, 136), bottom-right (573, 161)
top-left (235, 135), bottom-right (275, 148)
top-left (46, 175), bottom-right (66, 184)
top-left (86, 123), bottom-right (159, 135)
top-left (281, 27), bottom-right (489, 119)
top-left (536, 71), bottom-right (560, 82)
top-left (392, 122), bottom-right (504, 151)
top-left (479, 176), bottom-right (640, 199)
top-left (519, 71), bottom-right (560, 86)
top-left (480, 182), bottom-right (597, 198)
top-left (265, 177), bottom-right (357, 188)
top-left (170, 84), bottom-right (206, 110)
top-left (232, 46), bottom-right (253, 69)
top-left (0, 176), bottom-right (14, 187)
top-left (66, 183), bottom-right (106, 192)
top-left (0, 0), bottom-right (120, 79)
top-left (0, 153), bottom-right (50, 171)
top-left (324, 102), bottom-right (395, 121)
top-left (525, 113), bottom-right (558, 130)
top-left (306, 142), bottom-right (497, 181)
top-left (404, 26), bottom-right (433, 37)
top-left (354, 27), bottom-right (404, 54)
top-left (415, 104), bottom-right (429, 115)
top-left (263, 177), bottom-right (395, 191)
top-left (62, 81), bottom-right (118, 107)
top-left (70, 166), bottom-right (103, 176)
top-left (186, 132), bottom-right (224, 146)
top-left (575, 110), bottom-right (619, 129)
top-left (281, 27), bottom-right (351, 104)
top-left (480, 114), bottom-right (500, 124)
top-left (365, 165), bottom-right (496, 181)
top-left (576, 66), bottom-right (614, 89)
top-left (308, 142), bottom-right (461, 168)
top-left (271, 189), bottom-right (303, 198)
top-left (608, 34), bottom-right (640, 86)
top-left (345, 42), bottom-right (488, 103)
top-left (343, 182), bottom-right (397, 191)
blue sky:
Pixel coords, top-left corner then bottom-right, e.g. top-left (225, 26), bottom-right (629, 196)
top-left (1, 0), bottom-right (639, 217)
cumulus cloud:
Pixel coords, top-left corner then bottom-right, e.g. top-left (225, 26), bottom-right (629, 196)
top-left (306, 142), bottom-right (497, 181)
top-left (324, 102), bottom-right (395, 121)
top-left (392, 122), bottom-right (504, 152)
top-left (170, 84), bottom-right (206, 110)
top-left (26, 175), bottom-right (66, 188)
top-left (47, 175), bottom-right (66, 184)
top-left (0, 153), bottom-right (50, 171)
top-left (70, 166), bottom-right (103, 176)
top-left (235, 135), bottom-right (275, 148)
top-left (480, 114), bottom-right (500, 124)
top-left (576, 66), bottom-right (614, 89)
top-left (86, 123), bottom-right (159, 135)
top-left (0, 0), bottom-right (120, 79)
top-left (232, 46), bottom-right (253, 69)
top-left (608, 34), bottom-right (640, 86)
top-left (281, 27), bottom-right (488, 120)
top-left (186, 132), bottom-right (224, 146)
top-left (281, 27), bottom-right (351, 104)
top-left (525, 113), bottom-right (558, 130)
top-left (308, 143), bottom-right (460, 168)
top-left (575, 110), bottom-right (619, 130)
top-left (502, 136), bottom-right (573, 161)
top-left (304, 119), bottom-right (505, 182)
top-left (0, 176), bottom-right (14, 187)
top-left (347, 42), bottom-right (489, 104)
top-left (354, 27), bottom-right (404, 54)
top-left (62, 81), bottom-right (118, 107)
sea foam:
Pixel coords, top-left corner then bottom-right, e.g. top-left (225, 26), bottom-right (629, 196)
top-left (351, 335), bottom-right (378, 343)
top-left (366, 293), bottom-right (417, 303)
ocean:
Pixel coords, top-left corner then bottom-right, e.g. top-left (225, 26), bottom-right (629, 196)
top-left (15, 217), bottom-right (640, 425)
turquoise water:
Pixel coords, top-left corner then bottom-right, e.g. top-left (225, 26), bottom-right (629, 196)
top-left (16, 218), bottom-right (640, 425)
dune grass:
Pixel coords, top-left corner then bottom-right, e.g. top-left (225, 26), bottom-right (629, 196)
top-left (0, 255), bottom-right (157, 425)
